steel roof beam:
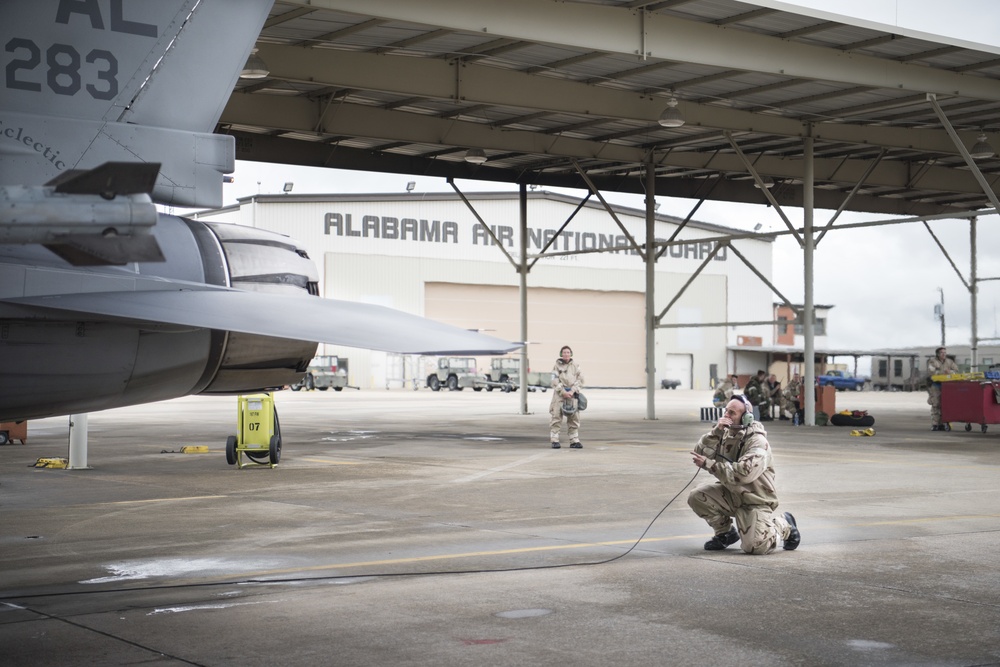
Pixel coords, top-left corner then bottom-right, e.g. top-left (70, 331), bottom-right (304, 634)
top-left (221, 94), bottom-right (1000, 197)
top-left (299, 0), bottom-right (1000, 100)
top-left (253, 45), bottom-right (994, 156)
top-left (297, 18), bottom-right (386, 48)
top-left (523, 51), bottom-right (605, 75)
top-left (225, 130), bottom-right (955, 215)
top-left (372, 28), bottom-right (455, 55)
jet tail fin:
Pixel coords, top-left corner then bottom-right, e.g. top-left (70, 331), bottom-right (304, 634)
top-left (0, 0), bottom-right (272, 207)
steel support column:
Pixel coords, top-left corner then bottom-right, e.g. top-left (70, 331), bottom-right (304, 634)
top-left (645, 161), bottom-right (656, 420)
top-left (803, 131), bottom-right (816, 426)
top-left (971, 216), bottom-right (979, 371)
top-left (519, 184), bottom-right (529, 415)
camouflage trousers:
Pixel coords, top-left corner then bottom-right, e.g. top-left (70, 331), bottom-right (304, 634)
top-left (687, 482), bottom-right (790, 555)
top-left (746, 388), bottom-right (772, 418)
top-left (779, 395), bottom-right (799, 418)
top-left (928, 384), bottom-right (943, 424)
top-left (549, 401), bottom-right (580, 443)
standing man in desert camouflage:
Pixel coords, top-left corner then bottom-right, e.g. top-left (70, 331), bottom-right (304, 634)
top-left (927, 347), bottom-right (959, 431)
top-left (550, 345), bottom-right (585, 449)
top-left (781, 373), bottom-right (803, 421)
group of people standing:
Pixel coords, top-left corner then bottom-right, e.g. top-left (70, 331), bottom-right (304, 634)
top-left (714, 370), bottom-right (803, 422)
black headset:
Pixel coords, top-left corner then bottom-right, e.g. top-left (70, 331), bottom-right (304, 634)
top-left (735, 394), bottom-right (755, 427)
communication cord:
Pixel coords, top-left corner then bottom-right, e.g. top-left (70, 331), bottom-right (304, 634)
top-left (6, 468), bottom-right (703, 600)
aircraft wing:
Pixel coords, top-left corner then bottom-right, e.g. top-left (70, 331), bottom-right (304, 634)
top-left (4, 288), bottom-right (519, 356)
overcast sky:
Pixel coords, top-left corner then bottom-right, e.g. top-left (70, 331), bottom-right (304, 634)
top-left (213, 0), bottom-right (1000, 359)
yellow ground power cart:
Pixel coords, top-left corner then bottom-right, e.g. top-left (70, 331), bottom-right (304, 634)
top-left (226, 393), bottom-right (282, 468)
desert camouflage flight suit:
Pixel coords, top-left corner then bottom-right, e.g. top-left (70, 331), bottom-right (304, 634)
top-left (743, 375), bottom-right (772, 418)
top-left (687, 420), bottom-right (793, 555)
top-left (927, 355), bottom-right (959, 425)
top-left (550, 358), bottom-right (584, 444)
top-left (712, 378), bottom-right (736, 406)
top-left (782, 377), bottom-right (802, 418)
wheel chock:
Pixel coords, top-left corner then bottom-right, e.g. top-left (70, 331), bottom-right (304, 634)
top-left (180, 445), bottom-right (210, 454)
top-left (32, 457), bottom-right (68, 469)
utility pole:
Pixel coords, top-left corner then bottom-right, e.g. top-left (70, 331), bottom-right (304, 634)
top-left (936, 287), bottom-right (945, 347)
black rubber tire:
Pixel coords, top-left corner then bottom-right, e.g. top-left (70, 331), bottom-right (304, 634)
top-left (447, 375), bottom-right (459, 391)
top-left (966, 423), bottom-right (972, 431)
top-left (225, 435), bottom-right (237, 465)
top-left (830, 414), bottom-right (875, 427)
top-left (982, 424), bottom-right (988, 433)
top-left (334, 387), bottom-right (343, 391)
top-left (0, 431), bottom-right (8, 446)
top-left (269, 435), bottom-right (281, 464)
top-left (317, 386), bottom-right (328, 391)
top-left (428, 376), bottom-right (440, 391)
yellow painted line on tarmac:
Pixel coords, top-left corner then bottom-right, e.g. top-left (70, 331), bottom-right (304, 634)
top-left (848, 513), bottom-right (1000, 527)
top-left (299, 457), bottom-right (364, 465)
top-left (98, 495), bottom-right (227, 506)
top-left (143, 511), bottom-right (1000, 584)
top-left (225, 534), bottom-right (707, 579)
top-left (204, 511), bottom-right (1000, 580)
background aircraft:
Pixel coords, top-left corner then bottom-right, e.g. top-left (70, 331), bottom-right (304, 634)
top-left (0, 0), bottom-right (517, 421)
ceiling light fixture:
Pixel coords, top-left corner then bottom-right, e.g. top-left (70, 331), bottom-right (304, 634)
top-left (970, 132), bottom-right (994, 160)
top-left (464, 148), bottom-right (487, 164)
top-left (658, 95), bottom-right (685, 128)
top-left (753, 176), bottom-right (775, 189)
top-left (240, 48), bottom-right (269, 79)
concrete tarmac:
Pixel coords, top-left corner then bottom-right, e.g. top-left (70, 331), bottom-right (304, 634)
top-left (1, 388), bottom-right (998, 666)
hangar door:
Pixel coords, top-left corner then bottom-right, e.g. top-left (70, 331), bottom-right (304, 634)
top-left (425, 283), bottom-right (645, 387)
top-left (662, 353), bottom-right (693, 390)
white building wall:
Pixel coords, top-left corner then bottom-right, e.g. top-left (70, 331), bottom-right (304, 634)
top-left (193, 192), bottom-right (770, 389)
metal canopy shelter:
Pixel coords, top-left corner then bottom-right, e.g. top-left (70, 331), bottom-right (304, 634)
top-left (218, 0), bottom-right (1000, 423)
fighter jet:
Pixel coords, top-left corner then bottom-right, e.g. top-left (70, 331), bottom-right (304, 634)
top-left (0, 0), bottom-right (518, 421)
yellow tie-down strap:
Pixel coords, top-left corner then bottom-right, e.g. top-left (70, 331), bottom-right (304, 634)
top-left (32, 457), bottom-right (68, 469)
top-left (931, 372), bottom-right (985, 382)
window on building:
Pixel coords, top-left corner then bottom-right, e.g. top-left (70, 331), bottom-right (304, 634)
top-left (878, 359), bottom-right (887, 377)
top-left (793, 316), bottom-right (826, 336)
top-left (893, 359), bottom-right (903, 378)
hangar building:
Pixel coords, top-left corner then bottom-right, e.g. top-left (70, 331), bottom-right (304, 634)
top-left (194, 190), bottom-right (777, 390)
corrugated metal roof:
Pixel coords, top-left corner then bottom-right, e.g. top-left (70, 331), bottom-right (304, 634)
top-left (222, 0), bottom-right (1000, 217)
